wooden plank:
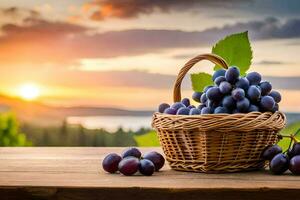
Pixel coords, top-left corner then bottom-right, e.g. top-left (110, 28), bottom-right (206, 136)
top-left (1, 147), bottom-right (300, 200)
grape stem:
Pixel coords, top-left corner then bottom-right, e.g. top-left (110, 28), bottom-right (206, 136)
top-left (278, 128), bottom-right (300, 152)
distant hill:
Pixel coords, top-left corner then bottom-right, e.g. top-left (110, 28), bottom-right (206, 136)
top-left (0, 95), bottom-right (153, 125)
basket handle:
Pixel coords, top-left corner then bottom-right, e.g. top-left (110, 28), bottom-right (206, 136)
top-left (173, 53), bottom-right (229, 102)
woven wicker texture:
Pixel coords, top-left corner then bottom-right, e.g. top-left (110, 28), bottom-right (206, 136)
top-left (152, 53), bottom-right (286, 173)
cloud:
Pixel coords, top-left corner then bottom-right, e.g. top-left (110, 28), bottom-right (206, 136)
top-left (0, 16), bottom-right (300, 65)
top-left (254, 60), bottom-right (286, 65)
top-left (84, 0), bottom-right (247, 21)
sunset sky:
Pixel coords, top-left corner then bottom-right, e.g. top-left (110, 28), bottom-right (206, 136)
top-left (0, 0), bottom-right (300, 111)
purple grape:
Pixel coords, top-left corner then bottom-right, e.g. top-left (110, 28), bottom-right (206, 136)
top-left (214, 106), bottom-right (229, 114)
top-left (192, 92), bottom-right (202, 103)
top-left (288, 143), bottom-right (300, 158)
top-left (118, 157), bottom-right (140, 176)
top-left (139, 159), bottom-right (155, 176)
top-left (212, 69), bottom-right (226, 81)
top-left (187, 105), bottom-right (195, 109)
top-left (248, 104), bottom-right (259, 112)
top-left (259, 81), bottom-right (272, 96)
top-left (260, 96), bottom-right (275, 111)
top-left (200, 93), bottom-right (207, 103)
top-left (197, 104), bottom-right (206, 110)
top-left (164, 108), bottom-right (177, 115)
top-left (235, 77), bottom-right (250, 90)
top-left (247, 85), bottom-right (261, 102)
top-left (206, 99), bottom-right (220, 109)
top-left (225, 66), bottom-right (240, 83)
top-left (171, 102), bottom-right (186, 111)
top-left (204, 86), bottom-right (213, 93)
top-left (289, 155), bottom-right (300, 175)
top-left (176, 107), bottom-right (190, 115)
top-left (214, 76), bottom-right (226, 86)
top-left (189, 108), bottom-right (201, 115)
top-left (271, 103), bottom-right (279, 112)
top-left (143, 151), bottom-right (165, 171)
top-left (269, 90), bottom-right (281, 103)
top-left (232, 88), bottom-right (245, 101)
top-left (261, 145), bottom-right (282, 160)
top-left (206, 86), bottom-right (222, 101)
top-left (236, 98), bottom-right (250, 112)
top-left (222, 95), bottom-right (236, 110)
top-left (122, 147), bottom-right (142, 159)
top-left (102, 153), bottom-right (122, 173)
top-left (181, 98), bottom-right (190, 107)
top-left (246, 72), bottom-right (261, 85)
top-left (269, 153), bottom-right (289, 175)
top-left (219, 81), bottom-right (232, 94)
top-left (232, 109), bottom-right (240, 114)
top-left (158, 103), bottom-right (170, 113)
top-left (201, 107), bottom-right (212, 114)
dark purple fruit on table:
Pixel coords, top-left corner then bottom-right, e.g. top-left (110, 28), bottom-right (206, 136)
top-left (171, 102), bottom-right (186, 111)
top-left (214, 106), bottom-right (229, 114)
top-left (122, 147), bottom-right (142, 159)
top-left (225, 66), bottom-right (240, 83)
top-left (248, 104), bottom-right (259, 112)
top-left (139, 159), bottom-right (155, 176)
top-left (259, 81), bottom-right (272, 96)
top-left (204, 86), bottom-right (213, 93)
top-left (163, 108), bottom-right (177, 115)
top-left (235, 77), bottom-right (250, 90)
top-left (269, 153), bottom-right (289, 175)
top-left (247, 85), bottom-right (261, 102)
top-left (201, 107), bottom-right (212, 114)
top-left (236, 98), bottom-right (250, 113)
top-left (102, 153), bottom-right (122, 173)
top-left (176, 107), bottom-right (190, 115)
top-left (219, 81), bottom-right (232, 94)
top-left (200, 93), bottom-right (207, 103)
top-left (197, 104), bottom-right (206, 110)
top-left (143, 151), bottom-right (165, 171)
top-left (118, 157), bottom-right (140, 176)
top-left (212, 69), bottom-right (226, 81)
top-left (222, 95), bottom-right (236, 110)
top-left (269, 90), bottom-right (281, 103)
top-left (289, 143), bottom-right (300, 158)
top-left (232, 88), bottom-right (245, 101)
top-left (260, 96), bottom-right (275, 111)
top-left (214, 76), bottom-right (226, 86)
top-left (158, 103), bottom-right (170, 113)
top-left (187, 105), bottom-right (195, 109)
top-left (246, 72), bottom-right (261, 85)
top-left (206, 86), bottom-right (222, 101)
top-left (189, 108), bottom-right (201, 115)
top-left (262, 145), bottom-right (282, 160)
top-left (181, 98), bottom-right (190, 107)
top-left (192, 92), bottom-right (202, 103)
top-left (289, 155), bottom-right (300, 175)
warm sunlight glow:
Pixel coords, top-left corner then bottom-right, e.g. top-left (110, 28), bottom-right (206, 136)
top-left (19, 83), bottom-right (40, 100)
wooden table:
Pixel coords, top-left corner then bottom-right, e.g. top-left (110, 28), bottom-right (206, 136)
top-left (0, 147), bottom-right (300, 200)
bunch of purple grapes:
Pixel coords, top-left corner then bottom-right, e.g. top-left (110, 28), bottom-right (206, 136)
top-left (102, 147), bottom-right (165, 176)
top-left (158, 66), bottom-right (282, 115)
top-left (262, 144), bottom-right (300, 175)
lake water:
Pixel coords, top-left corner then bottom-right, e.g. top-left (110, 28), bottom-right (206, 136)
top-left (67, 116), bottom-right (152, 132)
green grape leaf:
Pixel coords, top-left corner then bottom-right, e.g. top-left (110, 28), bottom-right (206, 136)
top-left (190, 72), bottom-right (213, 92)
top-left (212, 31), bottom-right (252, 75)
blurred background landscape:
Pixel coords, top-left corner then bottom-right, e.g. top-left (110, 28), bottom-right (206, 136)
top-left (0, 0), bottom-right (300, 147)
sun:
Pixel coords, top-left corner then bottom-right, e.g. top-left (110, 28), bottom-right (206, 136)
top-left (19, 83), bottom-right (40, 100)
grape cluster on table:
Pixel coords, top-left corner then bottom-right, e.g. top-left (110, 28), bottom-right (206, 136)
top-left (158, 66), bottom-right (282, 115)
top-left (262, 141), bottom-right (300, 175)
top-left (102, 147), bottom-right (165, 176)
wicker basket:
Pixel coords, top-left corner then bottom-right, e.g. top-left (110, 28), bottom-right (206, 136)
top-left (152, 53), bottom-right (286, 173)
